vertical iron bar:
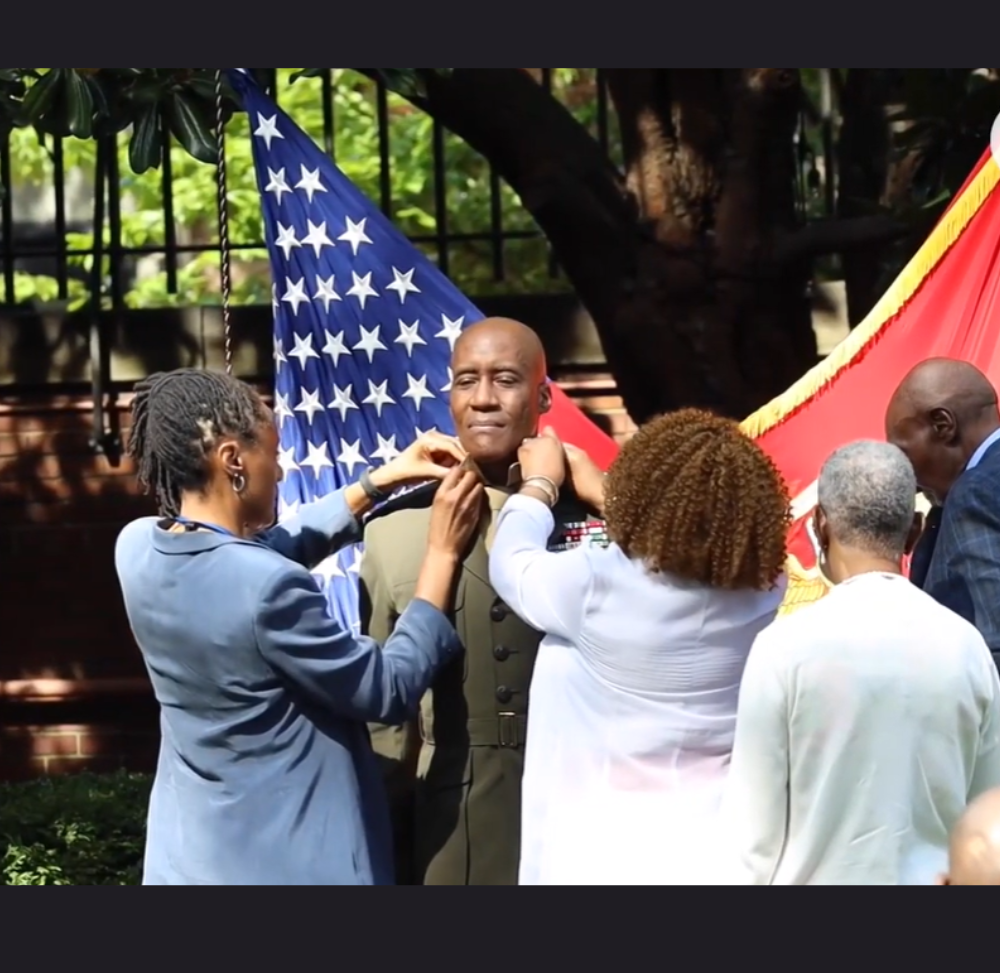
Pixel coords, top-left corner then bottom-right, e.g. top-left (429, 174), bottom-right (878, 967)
top-left (820, 68), bottom-right (836, 218)
top-left (89, 136), bottom-right (109, 454)
top-left (107, 133), bottom-right (124, 311)
top-left (161, 115), bottom-right (178, 294)
top-left (322, 71), bottom-right (335, 160)
top-left (432, 118), bottom-right (449, 277)
top-left (596, 69), bottom-right (611, 157)
top-left (541, 69), bottom-right (560, 279)
top-left (489, 164), bottom-right (504, 283)
top-left (0, 136), bottom-right (14, 305)
top-left (53, 136), bottom-right (68, 300)
top-left (376, 82), bottom-right (392, 217)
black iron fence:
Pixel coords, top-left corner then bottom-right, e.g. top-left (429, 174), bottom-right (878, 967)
top-left (0, 69), bottom-right (835, 315)
top-left (0, 69), bottom-right (627, 313)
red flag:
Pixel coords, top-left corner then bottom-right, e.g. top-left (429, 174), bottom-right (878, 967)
top-left (742, 146), bottom-right (1000, 601)
top-left (545, 384), bottom-right (620, 471)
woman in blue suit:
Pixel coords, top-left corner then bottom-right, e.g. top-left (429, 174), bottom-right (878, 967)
top-left (114, 368), bottom-right (483, 886)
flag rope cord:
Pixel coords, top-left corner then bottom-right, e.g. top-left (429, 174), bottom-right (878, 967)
top-left (214, 70), bottom-right (234, 376)
top-left (741, 158), bottom-right (1000, 441)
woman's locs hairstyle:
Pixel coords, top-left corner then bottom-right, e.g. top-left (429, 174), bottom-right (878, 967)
top-left (604, 409), bottom-right (792, 592)
top-left (127, 369), bottom-right (269, 518)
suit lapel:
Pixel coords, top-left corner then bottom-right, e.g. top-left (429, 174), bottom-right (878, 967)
top-left (910, 505), bottom-right (944, 589)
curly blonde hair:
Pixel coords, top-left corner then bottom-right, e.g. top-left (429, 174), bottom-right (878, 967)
top-left (604, 409), bottom-right (791, 591)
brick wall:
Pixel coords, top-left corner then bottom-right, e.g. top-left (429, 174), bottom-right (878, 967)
top-left (0, 391), bottom-right (163, 781)
top-left (0, 373), bottom-right (633, 784)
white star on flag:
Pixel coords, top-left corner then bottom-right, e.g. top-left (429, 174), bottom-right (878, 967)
top-left (403, 375), bottom-right (435, 412)
top-left (278, 445), bottom-right (300, 476)
top-left (313, 556), bottom-right (346, 584)
top-left (347, 271), bottom-right (378, 310)
top-left (274, 391), bottom-right (294, 428)
top-left (363, 380), bottom-right (396, 418)
top-left (339, 217), bottom-right (373, 256)
top-left (296, 166), bottom-right (328, 204)
top-left (353, 325), bottom-right (386, 363)
top-left (385, 268), bottom-right (421, 303)
top-left (313, 275), bottom-right (342, 312)
top-left (302, 220), bottom-right (335, 259)
top-left (322, 330), bottom-right (349, 366)
top-left (282, 277), bottom-right (310, 316)
top-left (436, 315), bottom-right (464, 351)
top-left (337, 439), bottom-right (367, 476)
top-left (275, 223), bottom-right (301, 260)
top-left (371, 434), bottom-right (402, 464)
top-left (254, 113), bottom-right (284, 150)
top-left (295, 388), bottom-right (325, 425)
top-left (328, 384), bottom-right (359, 422)
top-left (265, 167), bottom-right (293, 204)
top-left (395, 320), bottom-right (426, 357)
top-left (302, 442), bottom-right (335, 478)
top-left (288, 332), bottom-right (319, 368)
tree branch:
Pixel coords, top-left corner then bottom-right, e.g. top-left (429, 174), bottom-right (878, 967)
top-left (774, 215), bottom-right (909, 265)
top-left (355, 68), bottom-right (640, 332)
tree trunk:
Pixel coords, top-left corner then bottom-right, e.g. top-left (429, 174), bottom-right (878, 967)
top-left (400, 68), bottom-right (902, 425)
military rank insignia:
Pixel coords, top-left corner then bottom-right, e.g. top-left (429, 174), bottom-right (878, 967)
top-left (548, 519), bottom-right (611, 553)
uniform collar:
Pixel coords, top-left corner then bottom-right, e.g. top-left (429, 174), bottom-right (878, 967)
top-left (461, 457), bottom-right (524, 492)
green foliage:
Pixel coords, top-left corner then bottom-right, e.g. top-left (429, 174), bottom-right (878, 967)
top-left (0, 772), bottom-right (151, 886)
top-left (4, 68), bottom-right (608, 308)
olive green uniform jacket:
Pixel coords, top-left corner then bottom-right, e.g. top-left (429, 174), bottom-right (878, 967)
top-left (360, 480), bottom-right (600, 886)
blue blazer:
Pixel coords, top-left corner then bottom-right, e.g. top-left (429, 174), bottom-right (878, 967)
top-left (114, 492), bottom-right (461, 886)
top-left (923, 440), bottom-right (1000, 673)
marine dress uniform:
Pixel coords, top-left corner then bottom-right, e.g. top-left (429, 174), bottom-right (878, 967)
top-left (360, 475), bottom-right (607, 886)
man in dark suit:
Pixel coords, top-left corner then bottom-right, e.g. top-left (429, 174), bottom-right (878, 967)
top-left (887, 359), bottom-right (1000, 670)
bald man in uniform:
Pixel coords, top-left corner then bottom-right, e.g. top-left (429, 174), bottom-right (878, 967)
top-left (939, 789), bottom-right (1000, 886)
top-left (359, 318), bottom-right (607, 886)
top-left (887, 359), bottom-right (1000, 671)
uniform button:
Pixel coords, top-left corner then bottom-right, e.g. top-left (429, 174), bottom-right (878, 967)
top-left (496, 686), bottom-right (514, 705)
top-left (491, 604), bottom-right (508, 623)
top-left (493, 646), bottom-right (510, 662)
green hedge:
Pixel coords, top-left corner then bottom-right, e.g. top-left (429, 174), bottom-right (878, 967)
top-left (0, 772), bottom-right (152, 886)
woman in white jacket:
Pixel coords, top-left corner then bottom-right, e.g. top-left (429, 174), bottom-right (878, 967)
top-left (489, 410), bottom-right (791, 886)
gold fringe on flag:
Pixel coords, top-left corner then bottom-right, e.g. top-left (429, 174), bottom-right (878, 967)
top-left (742, 159), bottom-right (1000, 442)
top-left (778, 555), bottom-right (832, 616)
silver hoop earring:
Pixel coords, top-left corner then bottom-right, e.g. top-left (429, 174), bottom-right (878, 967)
top-left (232, 473), bottom-right (247, 495)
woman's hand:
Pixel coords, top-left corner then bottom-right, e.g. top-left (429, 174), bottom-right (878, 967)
top-left (518, 428), bottom-right (567, 490)
top-left (374, 432), bottom-right (467, 491)
top-left (415, 467), bottom-right (485, 612)
top-left (564, 442), bottom-right (607, 517)
top-left (427, 467), bottom-right (485, 561)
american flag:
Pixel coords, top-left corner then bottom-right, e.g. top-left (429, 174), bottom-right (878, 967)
top-left (228, 68), bottom-right (616, 635)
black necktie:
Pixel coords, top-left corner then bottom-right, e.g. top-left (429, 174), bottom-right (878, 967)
top-left (909, 506), bottom-right (944, 589)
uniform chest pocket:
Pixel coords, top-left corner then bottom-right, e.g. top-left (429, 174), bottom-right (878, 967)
top-left (393, 579), bottom-right (469, 684)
